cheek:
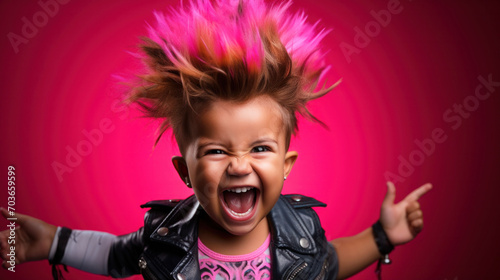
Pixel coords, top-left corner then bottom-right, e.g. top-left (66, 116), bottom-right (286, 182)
top-left (191, 161), bottom-right (225, 208)
top-left (193, 185), bottom-right (218, 210)
top-left (258, 156), bottom-right (284, 174)
top-left (253, 157), bottom-right (285, 188)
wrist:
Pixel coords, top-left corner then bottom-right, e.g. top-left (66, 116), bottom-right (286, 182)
top-left (372, 220), bottom-right (394, 256)
top-left (45, 224), bottom-right (58, 259)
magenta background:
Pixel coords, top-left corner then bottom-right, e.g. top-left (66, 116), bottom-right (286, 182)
top-left (1, 0), bottom-right (500, 279)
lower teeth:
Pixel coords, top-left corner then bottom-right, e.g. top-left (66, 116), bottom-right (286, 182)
top-left (229, 206), bottom-right (253, 217)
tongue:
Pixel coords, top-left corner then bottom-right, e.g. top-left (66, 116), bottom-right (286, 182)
top-left (224, 189), bottom-right (255, 213)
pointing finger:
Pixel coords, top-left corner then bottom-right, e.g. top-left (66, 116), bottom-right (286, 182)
top-left (404, 183), bottom-right (432, 203)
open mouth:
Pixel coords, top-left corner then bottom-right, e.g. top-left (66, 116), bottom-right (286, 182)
top-left (221, 187), bottom-right (258, 220)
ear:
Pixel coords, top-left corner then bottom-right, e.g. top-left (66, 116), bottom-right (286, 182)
top-left (283, 151), bottom-right (298, 179)
top-left (172, 156), bottom-right (191, 188)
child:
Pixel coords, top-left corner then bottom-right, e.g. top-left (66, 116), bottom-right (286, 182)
top-left (0, 0), bottom-right (431, 279)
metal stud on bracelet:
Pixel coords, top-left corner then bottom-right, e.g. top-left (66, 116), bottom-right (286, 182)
top-left (382, 254), bottom-right (392, 264)
top-left (372, 221), bottom-right (394, 280)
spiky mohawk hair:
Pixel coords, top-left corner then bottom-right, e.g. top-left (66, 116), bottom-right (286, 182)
top-left (127, 0), bottom-right (337, 151)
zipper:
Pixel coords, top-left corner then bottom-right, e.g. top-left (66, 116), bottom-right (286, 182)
top-left (139, 257), bottom-right (179, 280)
top-left (287, 262), bottom-right (308, 280)
top-left (313, 258), bottom-right (329, 280)
top-left (139, 257), bottom-right (159, 280)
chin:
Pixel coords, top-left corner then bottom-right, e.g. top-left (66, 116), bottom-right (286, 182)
top-left (220, 213), bottom-right (266, 236)
top-left (223, 222), bottom-right (259, 236)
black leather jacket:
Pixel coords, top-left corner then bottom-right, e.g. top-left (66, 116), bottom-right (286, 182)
top-left (107, 194), bottom-right (338, 280)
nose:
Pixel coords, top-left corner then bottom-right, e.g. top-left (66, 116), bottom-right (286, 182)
top-left (226, 154), bottom-right (252, 177)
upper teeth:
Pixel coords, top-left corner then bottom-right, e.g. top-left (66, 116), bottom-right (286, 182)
top-left (228, 187), bottom-right (253, 193)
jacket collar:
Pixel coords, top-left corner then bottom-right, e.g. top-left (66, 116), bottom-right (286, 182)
top-left (269, 195), bottom-right (319, 255)
top-left (149, 194), bottom-right (318, 255)
top-left (149, 195), bottom-right (200, 252)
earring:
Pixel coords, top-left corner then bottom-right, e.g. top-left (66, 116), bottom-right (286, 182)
top-left (185, 176), bottom-right (191, 187)
top-left (284, 176), bottom-right (287, 180)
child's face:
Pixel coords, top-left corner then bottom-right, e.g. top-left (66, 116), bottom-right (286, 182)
top-left (178, 96), bottom-right (297, 236)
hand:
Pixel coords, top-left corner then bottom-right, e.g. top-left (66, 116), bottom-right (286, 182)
top-left (0, 207), bottom-right (57, 269)
top-left (379, 181), bottom-right (432, 246)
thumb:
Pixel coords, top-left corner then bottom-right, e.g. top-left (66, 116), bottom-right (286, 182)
top-left (382, 181), bottom-right (396, 207)
top-left (1, 207), bottom-right (28, 226)
top-left (0, 207), bottom-right (10, 219)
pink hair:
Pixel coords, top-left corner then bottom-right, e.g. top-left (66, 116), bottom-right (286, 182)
top-left (126, 0), bottom-right (338, 150)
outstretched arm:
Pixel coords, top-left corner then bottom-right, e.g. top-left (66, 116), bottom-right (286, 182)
top-left (330, 182), bottom-right (432, 280)
top-left (1, 208), bottom-right (144, 277)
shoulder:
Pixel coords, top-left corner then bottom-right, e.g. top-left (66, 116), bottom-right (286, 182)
top-left (140, 199), bottom-right (182, 210)
top-left (139, 198), bottom-right (184, 236)
top-left (272, 194), bottom-right (327, 238)
top-left (279, 194), bottom-right (326, 230)
top-left (139, 195), bottom-right (199, 233)
top-left (282, 194), bottom-right (327, 209)
top-left (140, 198), bottom-right (182, 221)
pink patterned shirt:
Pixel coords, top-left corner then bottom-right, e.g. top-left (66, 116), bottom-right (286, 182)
top-left (198, 234), bottom-right (272, 280)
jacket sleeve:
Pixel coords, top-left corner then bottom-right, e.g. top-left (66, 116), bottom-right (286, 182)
top-left (326, 241), bottom-right (339, 280)
top-left (107, 227), bottom-right (145, 278)
top-left (49, 202), bottom-right (175, 278)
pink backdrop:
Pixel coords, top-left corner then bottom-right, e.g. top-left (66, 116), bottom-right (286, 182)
top-left (1, 0), bottom-right (500, 279)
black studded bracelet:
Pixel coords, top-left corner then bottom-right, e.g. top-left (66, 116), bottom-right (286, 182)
top-left (372, 220), bottom-right (394, 255)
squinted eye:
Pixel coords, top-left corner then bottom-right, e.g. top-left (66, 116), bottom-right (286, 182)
top-left (252, 146), bottom-right (270, 153)
top-left (206, 149), bottom-right (225, 155)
